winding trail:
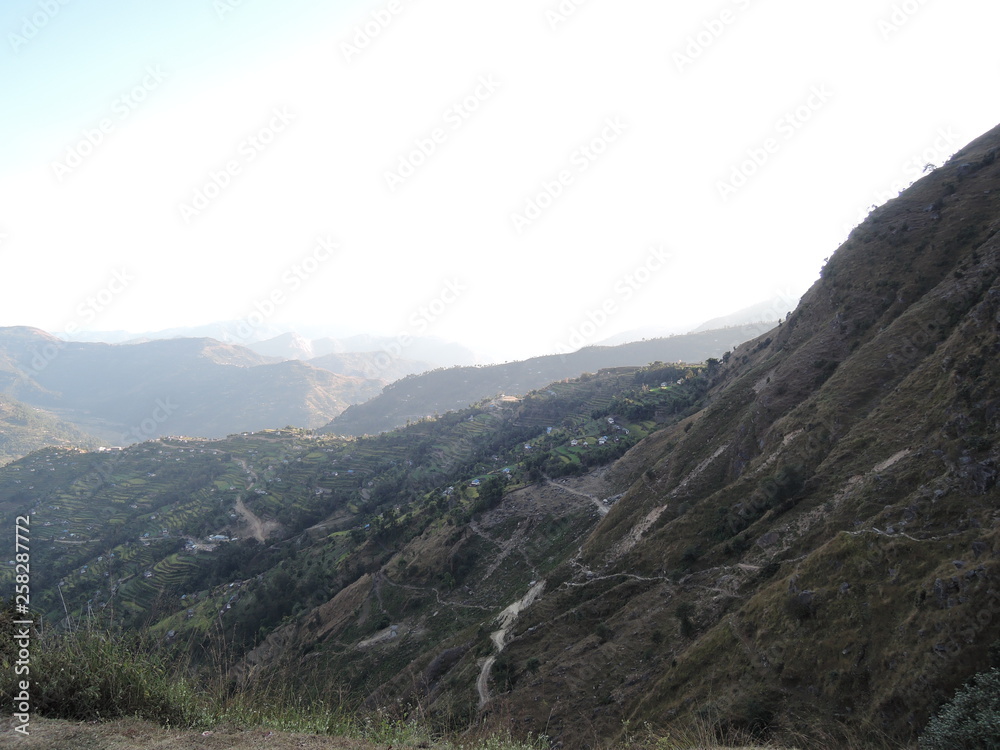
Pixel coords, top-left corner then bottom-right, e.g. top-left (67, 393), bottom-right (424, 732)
top-left (377, 571), bottom-right (492, 612)
top-left (232, 459), bottom-right (278, 543)
top-left (545, 479), bottom-right (609, 516)
top-left (234, 496), bottom-right (269, 543)
top-left (477, 580), bottom-right (546, 707)
top-left (469, 518), bottom-right (539, 580)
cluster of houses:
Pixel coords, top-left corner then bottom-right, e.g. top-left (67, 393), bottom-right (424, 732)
top-left (565, 418), bottom-right (630, 451)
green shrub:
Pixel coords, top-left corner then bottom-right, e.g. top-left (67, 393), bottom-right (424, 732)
top-left (920, 668), bottom-right (1000, 749)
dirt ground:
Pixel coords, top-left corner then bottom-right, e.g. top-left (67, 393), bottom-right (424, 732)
top-left (0, 717), bottom-right (382, 750)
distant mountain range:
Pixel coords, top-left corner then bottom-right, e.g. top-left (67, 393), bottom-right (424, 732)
top-left (58, 323), bottom-right (478, 369)
top-left (242, 331), bottom-right (475, 370)
top-left (52, 303), bottom-right (800, 369)
top-left (324, 323), bottom-right (776, 436)
top-left (0, 300), bottom-right (803, 461)
top-left (0, 322), bottom-right (772, 454)
top-left (0, 328), bottom-right (384, 443)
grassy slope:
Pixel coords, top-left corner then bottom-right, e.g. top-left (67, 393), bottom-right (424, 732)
top-left (483, 124), bottom-right (1000, 744)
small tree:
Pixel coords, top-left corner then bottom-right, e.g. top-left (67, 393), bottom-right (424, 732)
top-left (920, 668), bottom-right (1000, 749)
top-left (474, 475), bottom-right (505, 513)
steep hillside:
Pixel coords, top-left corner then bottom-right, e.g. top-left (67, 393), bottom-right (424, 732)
top-left (5, 124), bottom-right (1000, 749)
top-left (0, 330), bottom-right (384, 442)
top-left (458, 124), bottom-right (1000, 743)
top-left (231, 125), bottom-right (1000, 746)
top-left (324, 325), bottom-right (771, 436)
top-left (0, 396), bottom-right (100, 465)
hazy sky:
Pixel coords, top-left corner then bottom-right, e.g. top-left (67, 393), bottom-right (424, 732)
top-left (2, 0), bottom-right (998, 362)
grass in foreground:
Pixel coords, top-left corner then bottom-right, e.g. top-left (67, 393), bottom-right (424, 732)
top-left (0, 621), bottom-right (914, 749)
top-left (0, 624), bottom-right (547, 749)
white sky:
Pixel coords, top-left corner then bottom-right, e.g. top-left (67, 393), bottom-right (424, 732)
top-left (1, 0), bottom-right (998, 362)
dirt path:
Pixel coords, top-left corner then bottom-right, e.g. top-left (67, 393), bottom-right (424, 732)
top-left (232, 459), bottom-right (279, 543)
top-left (476, 654), bottom-right (498, 708)
top-left (668, 443), bottom-right (730, 497)
top-left (356, 622), bottom-right (402, 649)
top-left (233, 496), bottom-right (271, 543)
top-left (477, 580), bottom-right (546, 707)
top-left (609, 504), bottom-right (668, 561)
top-left (377, 571), bottom-right (492, 612)
top-left (468, 518), bottom-right (539, 580)
top-left (545, 479), bottom-right (609, 516)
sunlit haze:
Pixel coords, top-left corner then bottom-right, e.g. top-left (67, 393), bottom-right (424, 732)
top-left (2, 0), bottom-right (998, 362)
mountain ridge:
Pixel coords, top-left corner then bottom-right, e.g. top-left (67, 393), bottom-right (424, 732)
top-left (323, 324), bottom-right (774, 436)
top-left (0, 329), bottom-right (385, 444)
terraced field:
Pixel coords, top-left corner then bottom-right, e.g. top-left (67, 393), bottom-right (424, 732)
top-left (1, 363), bottom-right (701, 672)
